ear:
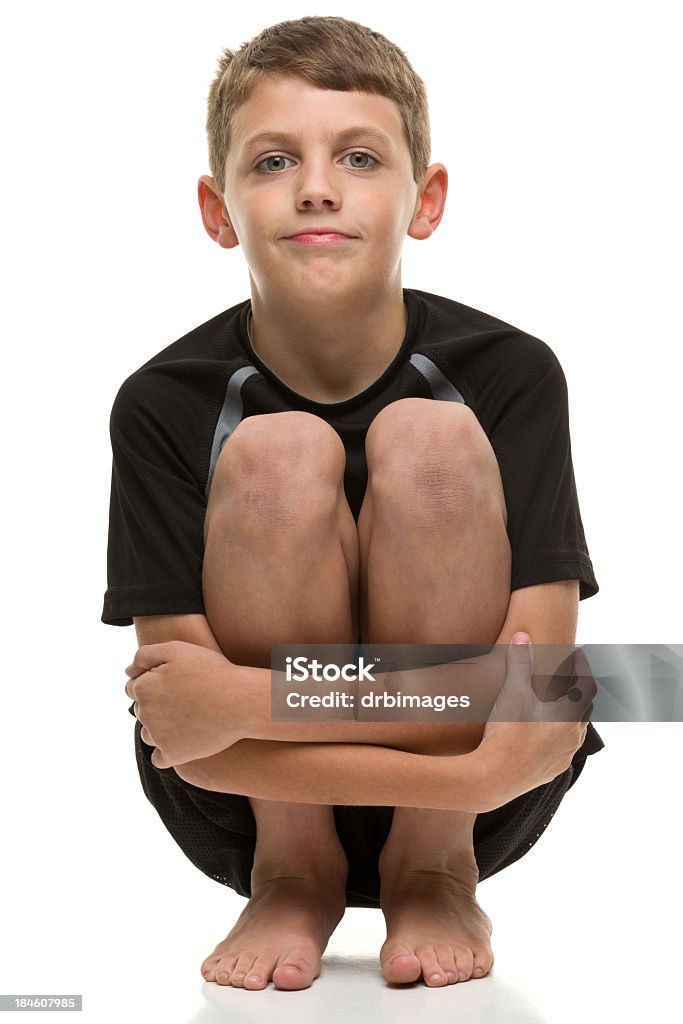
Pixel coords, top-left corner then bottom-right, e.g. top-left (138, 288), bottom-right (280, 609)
top-left (197, 175), bottom-right (239, 249)
top-left (407, 163), bottom-right (448, 241)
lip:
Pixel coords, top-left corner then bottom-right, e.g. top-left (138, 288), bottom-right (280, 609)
top-left (284, 228), bottom-right (356, 245)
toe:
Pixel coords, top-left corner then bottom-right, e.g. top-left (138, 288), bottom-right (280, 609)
top-left (202, 950), bottom-right (231, 984)
top-left (416, 946), bottom-right (449, 987)
top-left (453, 945), bottom-right (475, 982)
top-left (272, 949), bottom-right (317, 991)
top-left (201, 958), bottom-right (218, 983)
top-left (380, 942), bottom-right (422, 984)
top-left (473, 948), bottom-right (494, 978)
top-left (244, 972), bottom-right (268, 990)
top-left (213, 956), bottom-right (238, 986)
top-left (230, 953), bottom-right (257, 988)
top-left (434, 943), bottom-right (458, 984)
top-left (243, 954), bottom-right (276, 990)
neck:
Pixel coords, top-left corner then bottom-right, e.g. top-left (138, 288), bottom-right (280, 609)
top-left (248, 285), bottom-right (408, 403)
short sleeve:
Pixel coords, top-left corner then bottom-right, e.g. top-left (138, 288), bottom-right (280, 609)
top-left (101, 374), bottom-right (208, 626)
top-left (485, 341), bottom-right (598, 600)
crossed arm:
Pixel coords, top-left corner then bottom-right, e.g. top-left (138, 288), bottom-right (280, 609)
top-left (128, 580), bottom-right (580, 812)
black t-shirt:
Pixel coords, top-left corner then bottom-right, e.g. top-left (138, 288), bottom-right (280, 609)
top-left (102, 287), bottom-right (603, 757)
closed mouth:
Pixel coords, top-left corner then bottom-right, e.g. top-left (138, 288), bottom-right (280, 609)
top-left (285, 228), bottom-right (355, 239)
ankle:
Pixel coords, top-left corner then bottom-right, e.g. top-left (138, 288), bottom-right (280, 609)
top-left (378, 846), bottom-right (480, 892)
top-left (251, 848), bottom-right (349, 895)
top-left (378, 808), bottom-right (477, 873)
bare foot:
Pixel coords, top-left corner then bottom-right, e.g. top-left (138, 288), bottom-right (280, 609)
top-left (201, 873), bottom-right (347, 991)
top-left (379, 860), bottom-right (494, 987)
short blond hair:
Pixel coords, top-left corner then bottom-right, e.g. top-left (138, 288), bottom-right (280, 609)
top-left (206, 15), bottom-right (430, 193)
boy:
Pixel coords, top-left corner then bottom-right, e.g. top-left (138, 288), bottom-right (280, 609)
top-left (103, 16), bottom-right (604, 992)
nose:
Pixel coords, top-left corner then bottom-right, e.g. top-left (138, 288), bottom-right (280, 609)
top-left (295, 159), bottom-right (341, 211)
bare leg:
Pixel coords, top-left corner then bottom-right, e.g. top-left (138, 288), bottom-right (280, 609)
top-left (199, 412), bottom-right (358, 990)
top-left (356, 398), bottom-right (511, 986)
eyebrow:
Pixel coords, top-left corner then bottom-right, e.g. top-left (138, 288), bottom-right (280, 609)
top-left (241, 126), bottom-right (393, 152)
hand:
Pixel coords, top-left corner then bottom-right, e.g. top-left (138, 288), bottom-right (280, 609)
top-left (124, 641), bottom-right (248, 769)
top-left (476, 633), bottom-right (597, 811)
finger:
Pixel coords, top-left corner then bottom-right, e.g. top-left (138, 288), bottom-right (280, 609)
top-left (505, 633), bottom-right (535, 679)
top-left (140, 724), bottom-right (155, 745)
top-left (572, 648), bottom-right (599, 699)
top-left (124, 677), bottom-right (139, 699)
top-left (130, 642), bottom-right (177, 673)
top-left (568, 680), bottom-right (597, 708)
top-left (124, 662), bottom-right (147, 679)
top-left (560, 681), bottom-right (595, 720)
top-left (151, 748), bottom-right (171, 770)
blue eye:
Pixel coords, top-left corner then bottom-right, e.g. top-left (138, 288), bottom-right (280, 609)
top-left (257, 155), bottom-right (294, 173)
top-left (343, 152), bottom-right (376, 169)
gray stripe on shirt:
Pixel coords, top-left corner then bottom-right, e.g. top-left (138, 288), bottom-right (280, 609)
top-left (409, 353), bottom-right (465, 403)
top-left (206, 365), bottom-right (261, 498)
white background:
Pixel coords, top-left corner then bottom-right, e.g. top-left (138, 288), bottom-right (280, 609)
top-left (1, 1), bottom-right (681, 1021)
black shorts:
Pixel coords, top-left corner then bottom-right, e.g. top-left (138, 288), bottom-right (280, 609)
top-left (133, 719), bottom-right (590, 908)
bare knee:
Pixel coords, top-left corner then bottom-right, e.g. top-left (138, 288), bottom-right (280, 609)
top-left (365, 399), bottom-right (507, 525)
top-left (206, 412), bottom-right (346, 530)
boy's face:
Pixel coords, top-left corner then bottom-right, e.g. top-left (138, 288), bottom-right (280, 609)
top-left (200, 75), bottom-right (444, 307)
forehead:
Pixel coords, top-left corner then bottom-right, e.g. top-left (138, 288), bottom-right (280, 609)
top-left (231, 75), bottom-right (407, 154)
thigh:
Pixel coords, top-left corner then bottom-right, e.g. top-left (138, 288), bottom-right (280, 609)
top-left (201, 411), bottom-right (360, 664)
top-left (357, 398), bottom-right (511, 645)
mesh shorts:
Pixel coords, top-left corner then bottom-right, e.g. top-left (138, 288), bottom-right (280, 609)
top-left (133, 718), bottom-right (588, 908)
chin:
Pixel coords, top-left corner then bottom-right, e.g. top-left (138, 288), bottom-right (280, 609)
top-left (294, 268), bottom-right (364, 300)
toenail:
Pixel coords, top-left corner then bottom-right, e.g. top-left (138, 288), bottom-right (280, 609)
top-left (430, 973), bottom-right (442, 981)
top-left (247, 974), bottom-right (261, 983)
top-left (474, 967), bottom-right (484, 976)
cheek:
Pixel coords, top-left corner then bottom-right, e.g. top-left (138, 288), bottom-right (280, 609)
top-left (231, 203), bottom-right (271, 264)
top-left (245, 194), bottom-right (282, 237)
top-left (378, 212), bottom-right (413, 253)
top-left (369, 189), bottom-right (417, 248)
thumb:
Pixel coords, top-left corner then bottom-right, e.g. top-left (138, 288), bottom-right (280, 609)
top-left (127, 641), bottom-right (176, 675)
top-left (506, 631), bottom-right (534, 674)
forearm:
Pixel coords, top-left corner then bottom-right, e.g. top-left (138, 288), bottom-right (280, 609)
top-left (175, 735), bottom-right (489, 812)
top-left (236, 655), bottom-right (506, 752)
top-left (220, 660), bottom-right (480, 755)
